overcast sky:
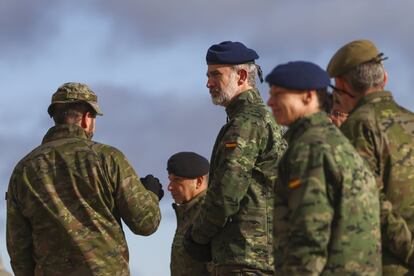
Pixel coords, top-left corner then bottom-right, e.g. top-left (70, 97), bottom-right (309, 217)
top-left (1, 1), bottom-right (414, 275)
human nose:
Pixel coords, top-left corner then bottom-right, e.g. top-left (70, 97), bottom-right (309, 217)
top-left (168, 182), bottom-right (173, 191)
top-left (267, 96), bottom-right (274, 107)
top-left (206, 77), bottom-right (215, 89)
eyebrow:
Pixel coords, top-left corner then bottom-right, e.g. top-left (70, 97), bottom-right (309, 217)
top-left (169, 175), bottom-right (186, 181)
top-left (206, 70), bottom-right (221, 77)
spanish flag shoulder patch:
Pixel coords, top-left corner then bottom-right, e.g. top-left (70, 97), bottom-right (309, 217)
top-left (224, 142), bottom-right (237, 149)
top-left (288, 179), bottom-right (301, 189)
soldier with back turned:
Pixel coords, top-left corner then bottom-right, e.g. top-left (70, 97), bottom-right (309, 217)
top-left (6, 82), bottom-right (163, 275)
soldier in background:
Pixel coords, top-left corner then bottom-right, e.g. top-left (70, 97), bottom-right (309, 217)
top-left (329, 91), bottom-right (348, 127)
top-left (167, 151), bottom-right (211, 276)
top-left (327, 39), bottom-right (414, 275)
top-left (6, 82), bottom-right (163, 275)
top-left (266, 61), bottom-right (381, 275)
top-left (184, 41), bottom-right (286, 275)
top-left (329, 101), bottom-right (348, 127)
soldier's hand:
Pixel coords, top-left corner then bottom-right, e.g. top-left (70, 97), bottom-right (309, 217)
top-left (140, 174), bottom-right (164, 201)
top-left (183, 225), bottom-right (212, 262)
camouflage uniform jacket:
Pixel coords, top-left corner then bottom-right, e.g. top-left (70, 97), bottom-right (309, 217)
top-left (191, 89), bottom-right (286, 272)
top-left (171, 190), bottom-right (211, 276)
top-left (275, 112), bottom-right (381, 275)
top-left (341, 91), bottom-right (414, 274)
top-left (6, 124), bottom-right (161, 276)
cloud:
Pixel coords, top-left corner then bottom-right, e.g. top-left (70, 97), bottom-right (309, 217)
top-left (95, 83), bottom-right (225, 179)
top-left (3, 0), bottom-right (414, 61)
top-left (72, 0), bottom-right (414, 54)
top-left (0, 1), bottom-right (59, 56)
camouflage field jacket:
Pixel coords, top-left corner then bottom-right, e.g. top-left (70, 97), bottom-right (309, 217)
top-left (7, 124), bottom-right (161, 275)
top-left (192, 89), bottom-right (286, 272)
top-left (341, 91), bottom-right (414, 274)
top-left (275, 112), bottom-right (381, 275)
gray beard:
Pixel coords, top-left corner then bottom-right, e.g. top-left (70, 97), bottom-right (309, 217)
top-left (211, 91), bottom-right (231, 106)
top-left (210, 78), bottom-right (239, 106)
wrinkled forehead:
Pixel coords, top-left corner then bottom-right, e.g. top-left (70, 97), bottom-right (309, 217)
top-left (207, 64), bottom-right (234, 73)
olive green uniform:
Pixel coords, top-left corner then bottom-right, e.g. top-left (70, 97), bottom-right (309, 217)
top-left (191, 89), bottom-right (286, 274)
top-left (171, 190), bottom-right (211, 276)
top-left (341, 91), bottom-right (414, 274)
top-left (7, 124), bottom-right (161, 275)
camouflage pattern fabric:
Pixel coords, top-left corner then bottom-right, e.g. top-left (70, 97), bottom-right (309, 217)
top-left (275, 112), bottom-right (381, 275)
top-left (191, 89), bottom-right (286, 272)
top-left (171, 190), bottom-right (212, 276)
top-left (7, 124), bottom-right (161, 276)
top-left (212, 265), bottom-right (274, 276)
top-left (341, 91), bottom-right (414, 274)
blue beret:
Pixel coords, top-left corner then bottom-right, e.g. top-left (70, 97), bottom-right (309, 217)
top-left (265, 61), bottom-right (330, 90)
top-left (206, 41), bottom-right (259, 65)
top-left (167, 152), bottom-right (209, 178)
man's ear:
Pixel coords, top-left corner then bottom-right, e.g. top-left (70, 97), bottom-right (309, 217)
top-left (195, 176), bottom-right (203, 189)
top-left (237, 69), bottom-right (248, 85)
top-left (80, 113), bottom-right (88, 129)
top-left (302, 90), bottom-right (314, 105)
top-left (383, 71), bottom-right (388, 88)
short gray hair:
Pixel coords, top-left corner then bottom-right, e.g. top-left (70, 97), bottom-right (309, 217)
top-left (232, 63), bottom-right (257, 87)
top-left (342, 61), bottom-right (385, 93)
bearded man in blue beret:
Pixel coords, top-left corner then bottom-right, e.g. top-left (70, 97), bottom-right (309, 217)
top-left (266, 61), bottom-right (381, 275)
top-left (183, 41), bottom-right (286, 275)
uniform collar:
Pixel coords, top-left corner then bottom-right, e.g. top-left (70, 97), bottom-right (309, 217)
top-left (172, 189), bottom-right (207, 212)
top-left (351, 90), bottom-right (393, 114)
top-left (284, 111), bottom-right (330, 144)
top-left (42, 124), bottom-right (90, 144)
top-left (225, 89), bottom-right (262, 120)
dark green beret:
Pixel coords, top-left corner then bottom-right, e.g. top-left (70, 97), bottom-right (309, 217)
top-left (327, 39), bottom-right (386, 78)
top-left (167, 152), bottom-right (209, 178)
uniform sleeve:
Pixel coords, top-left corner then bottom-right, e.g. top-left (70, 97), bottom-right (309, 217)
top-left (191, 119), bottom-right (263, 244)
top-left (341, 119), bottom-right (380, 185)
top-left (381, 193), bottom-right (414, 266)
top-left (6, 168), bottom-right (36, 276)
top-left (108, 150), bottom-right (161, 236)
top-left (342, 119), bottom-right (414, 265)
top-left (281, 145), bottom-right (334, 275)
top-left (273, 177), bottom-right (290, 273)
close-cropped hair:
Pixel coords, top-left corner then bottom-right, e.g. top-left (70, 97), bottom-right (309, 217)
top-left (52, 102), bottom-right (96, 125)
top-left (316, 88), bottom-right (332, 113)
top-left (203, 173), bottom-right (209, 185)
top-left (232, 63), bottom-right (257, 87)
top-left (342, 61), bottom-right (385, 93)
